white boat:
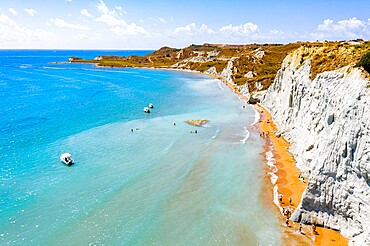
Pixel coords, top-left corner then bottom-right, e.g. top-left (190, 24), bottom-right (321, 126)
top-left (60, 153), bottom-right (74, 166)
top-left (143, 107), bottom-right (151, 113)
top-left (149, 103), bottom-right (154, 108)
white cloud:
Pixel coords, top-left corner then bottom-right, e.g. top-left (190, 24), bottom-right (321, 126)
top-left (219, 22), bottom-right (259, 36)
top-left (0, 14), bottom-right (17, 26)
top-left (0, 14), bottom-right (50, 44)
top-left (95, 0), bottom-right (148, 36)
top-left (81, 9), bottom-right (93, 18)
top-left (315, 17), bottom-right (369, 40)
top-left (174, 23), bottom-right (214, 35)
top-left (111, 24), bottom-right (147, 36)
top-left (97, 0), bottom-right (111, 15)
top-left (24, 8), bottom-right (36, 17)
top-left (317, 19), bottom-right (334, 31)
top-left (50, 18), bottom-right (91, 31)
top-left (9, 8), bottom-right (18, 16)
top-left (200, 24), bottom-right (215, 34)
top-left (174, 23), bottom-right (195, 33)
top-left (115, 6), bottom-right (127, 15)
top-left (170, 21), bottom-right (302, 45)
top-left (318, 17), bottom-right (365, 32)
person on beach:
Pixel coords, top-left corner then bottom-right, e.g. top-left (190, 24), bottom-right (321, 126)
top-left (299, 223), bottom-right (302, 233)
top-left (285, 218), bottom-right (289, 226)
top-left (279, 194), bottom-right (283, 202)
top-left (289, 197), bottom-right (292, 205)
top-left (312, 224), bottom-right (316, 234)
top-left (283, 208), bottom-right (289, 217)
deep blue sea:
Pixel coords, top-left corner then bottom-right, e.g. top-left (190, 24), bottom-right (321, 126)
top-left (0, 50), bottom-right (282, 245)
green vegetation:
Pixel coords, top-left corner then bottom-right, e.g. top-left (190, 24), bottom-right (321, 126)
top-left (356, 51), bottom-right (370, 73)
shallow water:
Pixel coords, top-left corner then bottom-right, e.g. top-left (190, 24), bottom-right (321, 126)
top-left (0, 50), bottom-right (282, 245)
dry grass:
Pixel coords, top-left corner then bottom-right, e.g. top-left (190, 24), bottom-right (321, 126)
top-left (70, 41), bottom-right (370, 93)
top-left (298, 41), bottom-right (370, 80)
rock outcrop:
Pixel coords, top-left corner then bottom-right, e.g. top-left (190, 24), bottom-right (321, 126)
top-left (203, 57), bottom-right (251, 100)
top-left (262, 52), bottom-right (370, 245)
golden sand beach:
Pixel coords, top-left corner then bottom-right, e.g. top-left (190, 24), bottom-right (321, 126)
top-left (205, 72), bottom-right (348, 245)
top-left (254, 104), bottom-right (347, 246)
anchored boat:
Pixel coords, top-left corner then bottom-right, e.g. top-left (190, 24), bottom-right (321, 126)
top-left (60, 153), bottom-right (74, 166)
top-left (143, 107), bottom-right (151, 113)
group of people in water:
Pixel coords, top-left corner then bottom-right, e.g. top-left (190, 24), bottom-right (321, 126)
top-left (280, 194), bottom-right (317, 235)
top-left (260, 131), bottom-right (270, 138)
top-left (130, 122), bottom-right (200, 134)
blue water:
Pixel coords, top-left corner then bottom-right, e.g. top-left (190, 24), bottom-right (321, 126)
top-left (0, 50), bottom-right (282, 245)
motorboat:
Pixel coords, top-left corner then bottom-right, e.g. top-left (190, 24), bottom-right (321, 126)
top-left (143, 107), bottom-right (151, 113)
top-left (149, 103), bottom-right (154, 108)
top-left (60, 153), bottom-right (74, 166)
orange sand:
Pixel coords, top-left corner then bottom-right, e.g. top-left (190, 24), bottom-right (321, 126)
top-left (129, 67), bottom-right (348, 245)
top-left (254, 104), bottom-right (348, 246)
top-left (196, 72), bottom-right (348, 245)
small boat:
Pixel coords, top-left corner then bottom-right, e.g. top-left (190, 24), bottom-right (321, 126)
top-left (149, 103), bottom-right (154, 108)
top-left (60, 153), bottom-right (74, 166)
top-left (143, 107), bottom-right (151, 113)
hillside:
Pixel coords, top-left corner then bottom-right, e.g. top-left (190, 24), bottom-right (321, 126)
top-left (70, 40), bottom-right (370, 99)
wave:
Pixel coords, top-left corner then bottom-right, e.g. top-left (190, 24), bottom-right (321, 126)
top-left (240, 126), bottom-right (250, 144)
top-left (41, 66), bottom-right (67, 70)
top-left (265, 145), bottom-right (284, 213)
top-left (133, 75), bottom-right (150, 79)
top-left (211, 129), bottom-right (221, 139)
top-left (250, 107), bottom-right (260, 126)
top-left (217, 81), bottom-right (225, 91)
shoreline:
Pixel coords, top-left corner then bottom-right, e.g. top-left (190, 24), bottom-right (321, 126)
top-left (192, 67), bottom-right (348, 245)
top-left (68, 61), bottom-right (348, 244)
top-left (254, 104), bottom-right (348, 246)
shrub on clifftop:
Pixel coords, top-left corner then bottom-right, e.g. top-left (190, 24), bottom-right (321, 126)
top-left (357, 51), bottom-right (370, 73)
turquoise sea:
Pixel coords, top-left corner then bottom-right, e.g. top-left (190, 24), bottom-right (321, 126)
top-left (0, 50), bottom-right (282, 245)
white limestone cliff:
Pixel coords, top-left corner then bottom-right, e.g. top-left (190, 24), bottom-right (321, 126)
top-left (262, 54), bottom-right (370, 245)
top-left (204, 57), bottom-right (251, 100)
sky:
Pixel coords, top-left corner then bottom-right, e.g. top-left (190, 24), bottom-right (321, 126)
top-left (0, 0), bottom-right (369, 49)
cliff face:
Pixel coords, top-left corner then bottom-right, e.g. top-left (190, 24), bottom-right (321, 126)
top-left (200, 57), bottom-right (251, 99)
top-left (262, 52), bottom-right (370, 245)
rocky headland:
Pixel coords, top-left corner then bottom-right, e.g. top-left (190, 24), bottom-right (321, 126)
top-left (69, 40), bottom-right (370, 245)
